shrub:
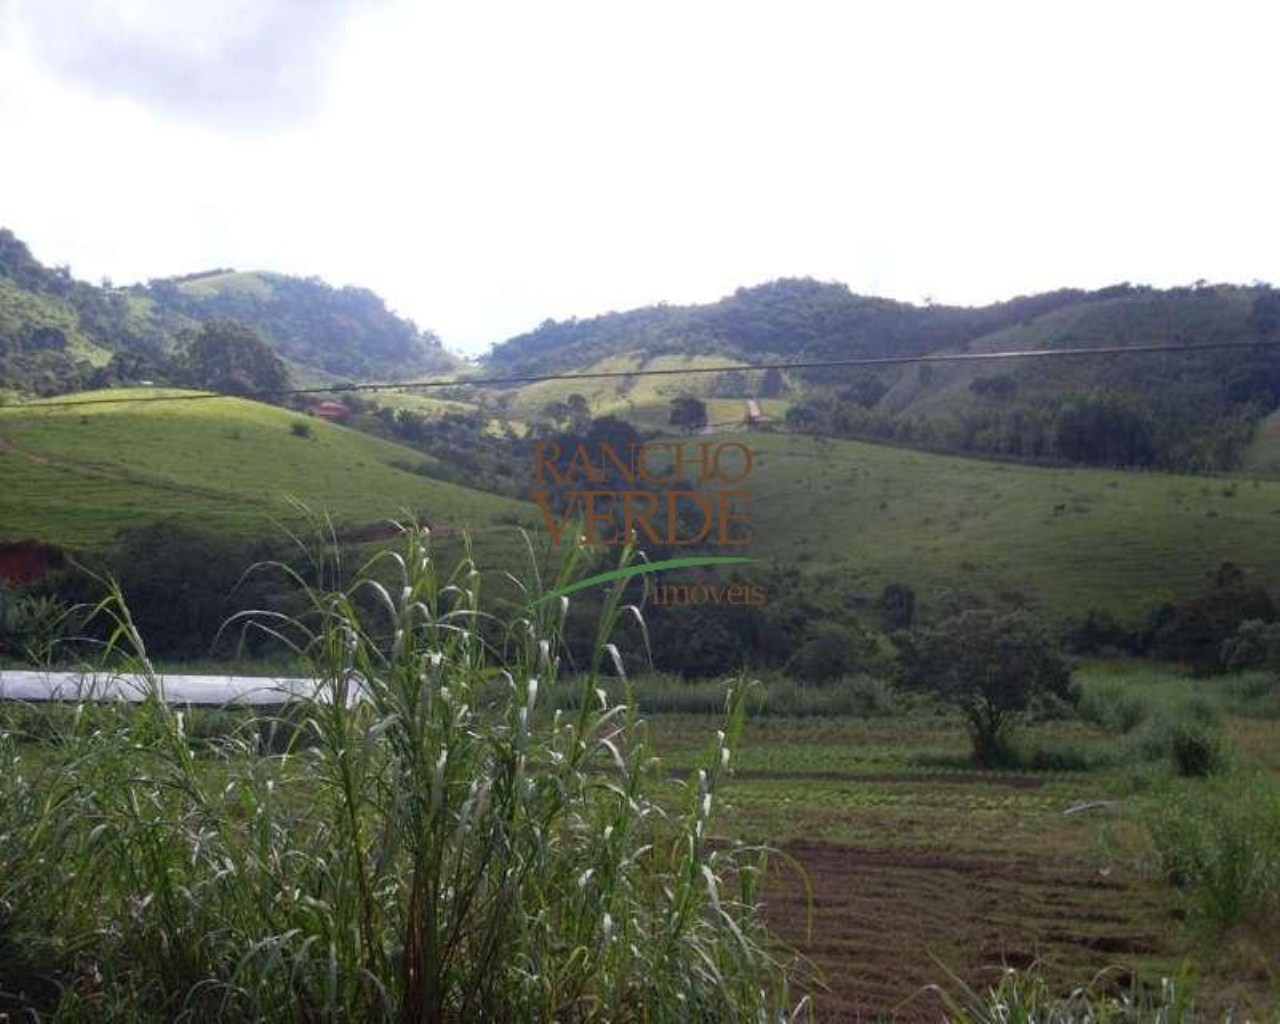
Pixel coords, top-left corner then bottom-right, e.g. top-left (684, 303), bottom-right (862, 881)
top-left (0, 588), bottom-right (73, 662)
top-left (879, 582), bottom-right (915, 631)
top-left (0, 530), bottom-right (805, 1021)
top-left (290, 419), bottom-right (314, 438)
top-left (1065, 609), bottom-right (1137, 655)
top-left (1221, 672), bottom-right (1280, 718)
top-left (1219, 618), bottom-right (1280, 672)
top-left (1168, 720), bottom-right (1227, 778)
top-left (1131, 707), bottom-right (1228, 778)
top-left (1077, 682), bottom-right (1150, 734)
top-left (786, 622), bottom-right (880, 683)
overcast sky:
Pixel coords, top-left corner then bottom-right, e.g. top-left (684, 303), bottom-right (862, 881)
top-left (1, 0), bottom-right (1277, 357)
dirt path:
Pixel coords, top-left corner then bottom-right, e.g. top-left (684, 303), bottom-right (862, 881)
top-left (0, 434), bottom-right (52, 465)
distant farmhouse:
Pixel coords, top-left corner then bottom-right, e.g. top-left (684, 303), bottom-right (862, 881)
top-left (309, 400), bottom-right (350, 422)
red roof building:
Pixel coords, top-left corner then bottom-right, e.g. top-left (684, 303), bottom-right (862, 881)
top-left (310, 401), bottom-right (350, 421)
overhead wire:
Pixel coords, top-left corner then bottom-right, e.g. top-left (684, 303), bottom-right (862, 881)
top-left (14, 338), bottom-right (1280, 410)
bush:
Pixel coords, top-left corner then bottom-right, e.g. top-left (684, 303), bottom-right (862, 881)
top-left (0, 531), bottom-right (804, 1021)
top-left (1065, 609), bottom-right (1137, 655)
top-left (1168, 720), bottom-right (1227, 778)
top-left (1221, 672), bottom-right (1280, 718)
top-left (1131, 707), bottom-right (1228, 778)
top-left (0, 588), bottom-right (73, 662)
top-left (1077, 682), bottom-right (1150, 734)
top-left (786, 622), bottom-right (886, 683)
top-left (290, 419), bottom-right (314, 438)
top-left (1219, 618), bottom-right (1280, 672)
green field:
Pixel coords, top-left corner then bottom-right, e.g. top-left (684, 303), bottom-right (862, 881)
top-left (488, 351), bottom-right (754, 422)
top-left (7, 391), bottom-right (1280, 627)
top-left (175, 270), bottom-right (277, 301)
top-left (1240, 408), bottom-right (1280, 476)
top-left (0, 388), bottom-right (528, 547)
top-left (737, 430), bottom-right (1280, 623)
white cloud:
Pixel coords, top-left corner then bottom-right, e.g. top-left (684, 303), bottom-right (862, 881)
top-left (0, 0), bottom-right (1277, 356)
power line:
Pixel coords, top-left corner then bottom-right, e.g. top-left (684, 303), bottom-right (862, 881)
top-left (14, 338), bottom-right (1280, 410)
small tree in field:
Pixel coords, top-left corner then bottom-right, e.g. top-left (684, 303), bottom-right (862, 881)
top-left (669, 395), bottom-right (708, 434)
top-left (901, 609), bottom-right (1073, 765)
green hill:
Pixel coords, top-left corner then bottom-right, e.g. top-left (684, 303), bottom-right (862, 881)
top-left (484, 278), bottom-right (1280, 473)
top-left (1240, 408), bottom-right (1280, 475)
top-left (710, 431), bottom-right (1280, 625)
top-left (0, 388), bottom-right (528, 548)
top-left (141, 270), bottom-right (458, 380)
top-left (483, 278), bottom-right (1107, 376)
top-left (0, 229), bottom-right (458, 396)
top-left (5, 385), bottom-right (1280, 640)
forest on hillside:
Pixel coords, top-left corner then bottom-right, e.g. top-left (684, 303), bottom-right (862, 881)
top-left (0, 229), bottom-right (454, 393)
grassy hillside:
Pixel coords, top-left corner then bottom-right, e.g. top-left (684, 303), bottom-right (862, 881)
top-left (883, 286), bottom-right (1264, 413)
top-left (175, 271), bottom-right (276, 301)
top-left (5, 384), bottom-right (1280, 634)
top-left (0, 389), bottom-right (528, 548)
top-left (730, 431), bottom-right (1280, 624)
top-left (1239, 408), bottom-right (1280, 476)
top-left (488, 351), bottom-right (753, 424)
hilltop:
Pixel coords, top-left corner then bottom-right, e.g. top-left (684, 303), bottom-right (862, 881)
top-left (0, 229), bottom-right (457, 395)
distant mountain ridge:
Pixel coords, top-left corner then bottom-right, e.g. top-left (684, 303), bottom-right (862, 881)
top-left (482, 277), bottom-right (1140, 376)
top-left (0, 229), bottom-right (457, 394)
top-left (481, 276), bottom-right (1280, 472)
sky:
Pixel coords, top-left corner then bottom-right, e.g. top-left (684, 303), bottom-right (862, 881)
top-left (1, 0), bottom-right (1277, 358)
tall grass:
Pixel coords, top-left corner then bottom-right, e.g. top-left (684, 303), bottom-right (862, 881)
top-left (0, 527), bottom-right (806, 1022)
top-left (1144, 770), bottom-right (1280, 935)
top-left (924, 961), bottom-right (1197, 1024)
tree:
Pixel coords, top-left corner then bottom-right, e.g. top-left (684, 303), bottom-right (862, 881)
top-left (1054, 392), bottom-right (1157, 467)
top-left (565, 393), bottom-right (592, 434)
top-left (784, 404), bottom-right (822, 431)
top-left (879, 582), bottom-right (915, 631)
top-left (1150, 561), bottom-right (1277, 673)
top-left (839, 374), bottom-right (889, 409)
top-left (1250, 290), bottom-right (1280, 335)
top-left (669, 396), bottom-right (708, 434)
top-left (540, 400), bottom-right (571, 429)
top-left (180, 318), bottom-right (291, 397)
top-left (900, 609), bottom-right (1073, 765)
top-left (759, 366), bottom-right (785, 398)
top-left (970, 374), bottom-right (1017, 401)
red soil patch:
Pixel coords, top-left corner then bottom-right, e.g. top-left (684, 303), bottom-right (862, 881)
top-left (0, 540), bottom-right (64, 586)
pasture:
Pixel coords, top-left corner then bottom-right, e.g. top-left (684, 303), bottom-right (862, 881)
top-left (0, 389), bottom-right (527, 546)
top-left (740, 431), bottom-right (1280, 623)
